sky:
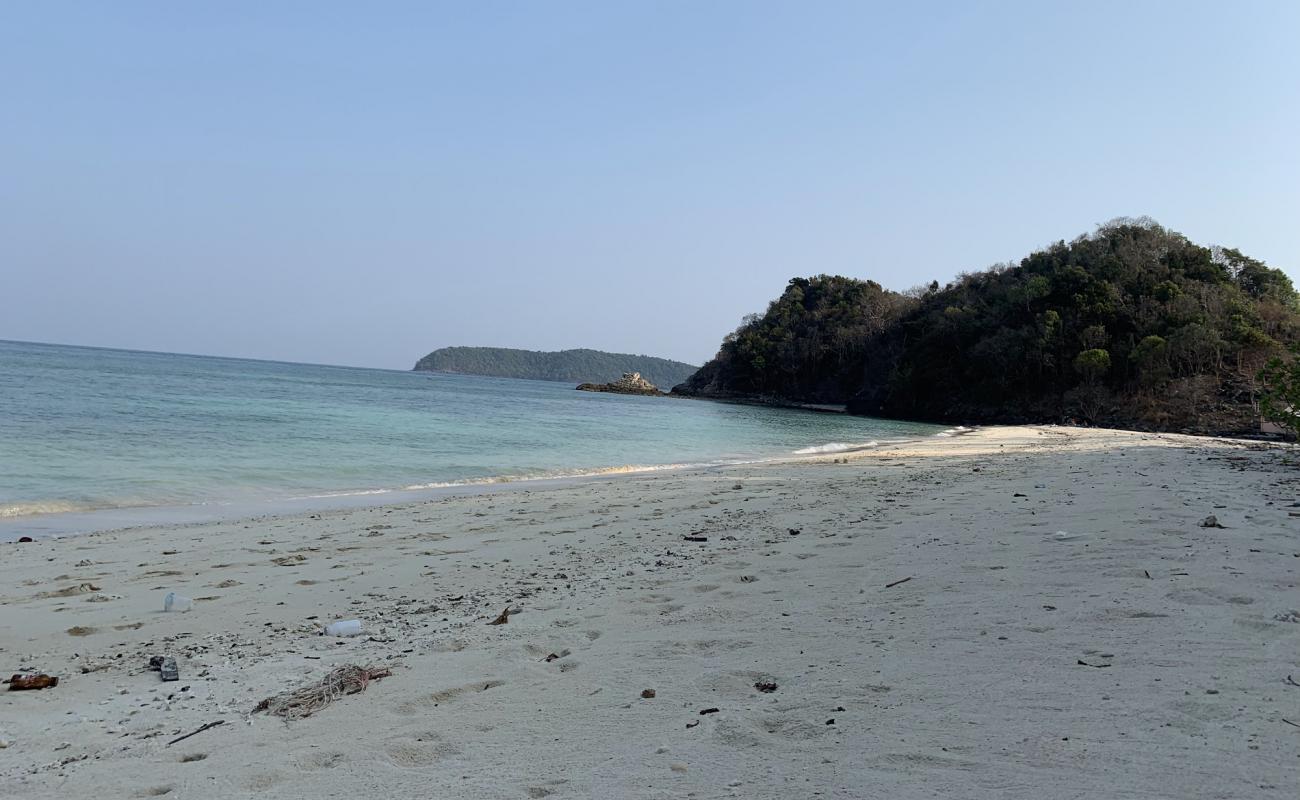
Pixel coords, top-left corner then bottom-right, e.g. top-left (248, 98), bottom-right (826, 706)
top-left (2, 1), bottom-right (1298, 369)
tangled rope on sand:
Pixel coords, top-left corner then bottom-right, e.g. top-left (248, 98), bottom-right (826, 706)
top-left (254, 664), bottom-right (391, 719)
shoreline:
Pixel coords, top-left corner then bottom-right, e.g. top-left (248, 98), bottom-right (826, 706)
top-left (0, 425), bottom-right (970, 542)
top-left (3, 425), bottom-right (1296, 798)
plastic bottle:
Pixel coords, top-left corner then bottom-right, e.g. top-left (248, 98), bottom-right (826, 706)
top-left (324, 619), bottom-right (363, 637)
top-left (163, 592), bottom-right (193, 612)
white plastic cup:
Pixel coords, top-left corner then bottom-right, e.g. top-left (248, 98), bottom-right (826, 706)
top-left (324, 619), bottom-right (363, 637)
top-left (163, 592), bottom-right (193, 612)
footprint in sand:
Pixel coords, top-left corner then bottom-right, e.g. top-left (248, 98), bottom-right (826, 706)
top-left (244, 772), bottom-right (286, 791)
top-left (1167, 587), bottom-right (1254, 606)
top-left (384, 738), bottom-right (452, 768)
top-left (395, 680), bottom-right (505, 714)
top-left (36, 582), bottom-right (100, 599)
top-left (295, 750), bottom-right (347, 769)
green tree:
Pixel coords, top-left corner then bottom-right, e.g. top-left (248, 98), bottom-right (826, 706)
top-left (1074, 349), bottom-right (1111, 384)
top-left (1130, 335), bottom-right (1170, 387)
top-left (1259, 344), bottom-right (1300, 436)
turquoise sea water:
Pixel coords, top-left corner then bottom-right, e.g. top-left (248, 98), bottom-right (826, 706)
top-left (0, 340), bottom-right (948, 537)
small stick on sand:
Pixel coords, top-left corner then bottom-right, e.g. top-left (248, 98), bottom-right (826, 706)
top-left (885, 576), bottom-right (913, 589)
top-left (168, 720), bottom-right (225, 746)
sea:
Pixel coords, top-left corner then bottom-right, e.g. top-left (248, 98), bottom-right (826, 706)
top-left (0, 339), bottom-right (950, 539)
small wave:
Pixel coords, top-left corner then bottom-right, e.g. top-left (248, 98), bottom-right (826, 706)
top-left (293, 488), bottom-right (396, 500)
top-left (793, 441), bottom-right (879, 455)
top-left (0, 500), bottom-right (98, 519)
top-left (398, 462), bottom-right (706, 492)
top-left (933, 425), bottom-right (971, 438)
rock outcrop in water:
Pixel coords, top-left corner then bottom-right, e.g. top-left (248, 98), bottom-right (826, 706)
top-left (576, 372), bottom-right (665, 396)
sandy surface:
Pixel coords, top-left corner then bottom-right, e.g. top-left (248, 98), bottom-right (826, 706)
top-left (1, 425), bottom-right (1298, 799)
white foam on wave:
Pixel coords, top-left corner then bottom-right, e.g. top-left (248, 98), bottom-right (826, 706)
top-left (793, 441), bottom-right (880, 455)
top-left (933, 425), bottom-right (971, 438)
top-left (397, 462), bottom-right (712, 492)
top-left (285, 462), bottom-right (731, 502)
top-left (0, 500), bottom-right (98, 519)
top-left (294, 488), bottom-right (396, 500)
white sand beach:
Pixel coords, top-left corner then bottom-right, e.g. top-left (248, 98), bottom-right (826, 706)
top-left (2, 426), bottom-right (1297, 799)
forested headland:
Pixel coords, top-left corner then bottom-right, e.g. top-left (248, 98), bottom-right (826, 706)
top-left (675, 219), bottom-right (1299, 434)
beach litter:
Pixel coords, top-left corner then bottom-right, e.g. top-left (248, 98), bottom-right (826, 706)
top-left (754, 682), bottom-right (778, 693)
top-left (1200, 515), bottom-right (1226, 528)
top-left (163, 592), bottom-right (193, 612)
top-left (254, 664), bottom-right (392, 719)
top-left (324, 619), bottom-right (363, 637)
top-left (641, 689), bottom-right (656, 698)
top-left (160, 657), bottom-right (179, 682)
top-left (6, 673), bottom-right (59, 691)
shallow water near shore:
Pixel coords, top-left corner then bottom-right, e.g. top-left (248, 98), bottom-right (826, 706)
top-left (0, 340), bottom-right (945, 537)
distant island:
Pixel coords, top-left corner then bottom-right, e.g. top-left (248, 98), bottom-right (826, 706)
top-left (414, 347), bottom-right (698, 388)
top-left (674, 218), bottom-right (1300, 436)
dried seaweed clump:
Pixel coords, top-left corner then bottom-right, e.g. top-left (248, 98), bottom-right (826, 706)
top-left (254, 664), bottom-right (391, 719)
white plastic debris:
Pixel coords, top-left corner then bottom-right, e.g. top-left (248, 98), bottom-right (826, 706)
top-left (163, 592), bottom-right (193, 612)
top-left (324, 619), bottom-right (363, 637)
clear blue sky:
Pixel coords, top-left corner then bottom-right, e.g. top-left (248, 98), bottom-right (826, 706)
top-left (3, 1), bottom-right (1297, 368)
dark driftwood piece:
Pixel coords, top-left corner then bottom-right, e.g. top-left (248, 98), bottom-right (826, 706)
top-left (885, 576), bottom-right (913, 589)
top-left (168, 720), bottom-right (225, 746)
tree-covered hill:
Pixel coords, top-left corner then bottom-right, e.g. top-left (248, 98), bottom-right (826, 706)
top-left (674, 219), bottom-right (1299, 434)
top-left (414, 347), bottom-right (697, 388)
